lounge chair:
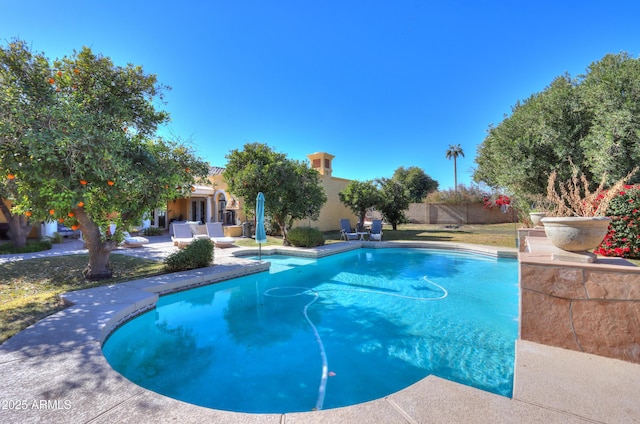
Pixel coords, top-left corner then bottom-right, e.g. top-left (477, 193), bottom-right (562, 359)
top-left (121, 231), bottom-right (149, 248)
top-left (190, 223), bottom-right (210, 240)
top-left (340, 219), bottom-right (359, 241)
top-left (206, 222), bottom-right (236, 248)
top-left (369, 219), bottom-right (383, 241)
top-left (172, 223), bottom-right (195, 248)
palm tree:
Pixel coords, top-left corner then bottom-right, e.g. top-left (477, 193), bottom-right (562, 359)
top-left (445, 144), bottom-right (464, 191)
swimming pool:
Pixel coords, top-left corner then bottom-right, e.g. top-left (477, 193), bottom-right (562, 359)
top-left (103, 248), bottom-right (519, 413)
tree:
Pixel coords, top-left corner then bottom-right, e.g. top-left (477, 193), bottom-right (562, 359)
top-left (0, 40), bottom-right (55, 247)
top-left (223, 142), bottom-right (327, 245)
top-left (445, 144), bottom-right (464, 191)
top-left (474, 75), bottom-right (590, 198)
top-left (392, 166), bottom-right (438, 202)
top-left (474, 52), bottom-right (640, 201)
top-left (338, 180), bottom-right (380, 230)
top-left (375, 178), bottom-right (410, 230)
top-left (0, 40), bottom-right (209, 279)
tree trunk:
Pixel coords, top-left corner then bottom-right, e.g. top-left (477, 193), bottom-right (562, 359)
top-left (0, 200), bottom-right (32, 249)
top-left (357, 210), bottom-right (366, 231)
top-left (74, 207), bottom-right (117, 281)
top-left (453, 158), bottom-right (458, 192)
top-left (274, 215), bottom-right (291, 246)
top-left (281, 223), bottom-right (291, 246)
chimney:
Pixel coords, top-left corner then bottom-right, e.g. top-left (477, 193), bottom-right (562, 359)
top-left (307, 152), bottom-right (334, 177)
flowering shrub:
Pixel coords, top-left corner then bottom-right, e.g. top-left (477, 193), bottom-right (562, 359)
top-left (482, 193), bottom-right (511, 209)
top-left (595, 184), bottom-right (640, 259)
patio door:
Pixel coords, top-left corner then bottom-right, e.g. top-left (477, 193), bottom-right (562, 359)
top-left (191, 199), bottom-right (206, 223)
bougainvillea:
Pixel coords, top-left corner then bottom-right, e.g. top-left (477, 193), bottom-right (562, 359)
top-left (595, 184), bottom-right (640, 259)
top-left (482, 193), bottom-right (511, 209)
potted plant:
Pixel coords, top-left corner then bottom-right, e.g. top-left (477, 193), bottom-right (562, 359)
top-left (529, 210), bottom-right (547, 227)
top-left (541, 167), bottom-right (637, 252)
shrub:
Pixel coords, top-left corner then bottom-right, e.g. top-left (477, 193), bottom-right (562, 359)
top-left (164, 238), bottom-right (214, 272)
top-left (595, 184), bottom-right (640, 259)
top-left (287, 227), bottom-right (325, 247)
top-left (143, 226), bottom-right (164, 236)
top-left (0, 239), bottom-right (52, 254)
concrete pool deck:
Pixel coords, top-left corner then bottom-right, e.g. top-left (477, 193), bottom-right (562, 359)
top-left (1, 238), bottom-right (639, 423)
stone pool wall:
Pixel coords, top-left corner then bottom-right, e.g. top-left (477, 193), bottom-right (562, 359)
top-left (518, 230), bottom-right (640, 364)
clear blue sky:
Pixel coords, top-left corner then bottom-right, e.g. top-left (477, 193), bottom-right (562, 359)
top-left (2, 1), bottom-right (639, 190)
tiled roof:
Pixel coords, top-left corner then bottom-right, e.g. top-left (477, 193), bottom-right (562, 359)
top-left (209, 166), bottom-right (225, 176)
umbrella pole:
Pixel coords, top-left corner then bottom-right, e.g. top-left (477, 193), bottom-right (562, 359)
top-left (259, 243), bottom-right (262, 260)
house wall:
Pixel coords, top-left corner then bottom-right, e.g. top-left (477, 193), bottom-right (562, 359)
top-left (293, 174), bottom-right (356, 232)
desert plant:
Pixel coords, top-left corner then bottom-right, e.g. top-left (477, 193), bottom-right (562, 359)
top-left (546, 167), bottom-right (638, 217)
top-left (287, 227), bottom-right (325, 247)
top-left (164, 238), bottom-right (214, 272)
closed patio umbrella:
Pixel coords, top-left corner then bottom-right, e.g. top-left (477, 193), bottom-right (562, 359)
top-left (255, 192), bottom-right (266, 259)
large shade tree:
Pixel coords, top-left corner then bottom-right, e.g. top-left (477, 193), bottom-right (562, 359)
top-left (474, 52), bottom-right (640, 200)
top-left (0, 40), bottom-right (209, 279)
top-left (223, 142), bottom-right (327, 245)
top-left (392, 166), bottom-right (438, 202)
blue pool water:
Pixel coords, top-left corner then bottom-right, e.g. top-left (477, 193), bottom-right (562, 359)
top-left (102, 248), bottom-right (519, 413)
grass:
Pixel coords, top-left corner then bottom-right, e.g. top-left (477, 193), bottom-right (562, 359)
top-left (234, 223), bottom-right (521, 248)
top-left (0, 254), bottom-right (165, 344)
top-left (326, 223), bottom-right (521, 248)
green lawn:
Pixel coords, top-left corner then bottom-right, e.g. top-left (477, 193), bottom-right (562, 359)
top-left (0, 254), bottom-right (165, 344)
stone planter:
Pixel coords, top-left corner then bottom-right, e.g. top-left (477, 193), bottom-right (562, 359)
top-left (529, 212), bottom-right (547, 227)
top-left (540, 216), bottom-right (611, 252)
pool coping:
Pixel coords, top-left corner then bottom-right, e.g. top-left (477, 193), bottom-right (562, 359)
top-left (1, 241), bottom-right (638, 423)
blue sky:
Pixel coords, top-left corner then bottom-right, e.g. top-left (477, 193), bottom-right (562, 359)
top-left (2, 1), bottom-right (639, 190)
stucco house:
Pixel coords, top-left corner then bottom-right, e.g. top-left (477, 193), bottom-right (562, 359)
top-left (151, 152), bottom-right (357, 237)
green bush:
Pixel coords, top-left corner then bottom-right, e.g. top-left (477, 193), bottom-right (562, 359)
top-left (164, 238), bottom-right (214, 272)
top-left (0, 239), bottom-right (52, 254)
top-left (143, 226), bottom-right (164, 236)
top-left (287, 227), bottom-right (325, 247)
